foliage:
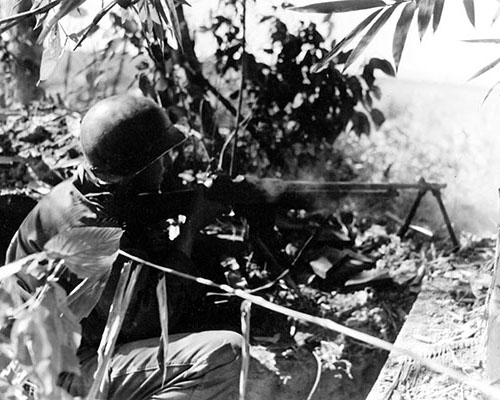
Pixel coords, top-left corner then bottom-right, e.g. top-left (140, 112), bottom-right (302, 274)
top-left (292, 0), bottom-right (479, 73)
top-left (0, 0), bottom-right (393, 181)
top-left (197, 1), bottom-right (391, 178)
top-left (0, 226), bottom-right (122, 399)
top-left (0, 36), bottom-right (17, 108)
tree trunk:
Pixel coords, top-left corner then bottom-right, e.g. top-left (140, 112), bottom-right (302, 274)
top-left (7, 0), bottom-right (43, 105)
top-left (485, 194), bottom-right (500, 387)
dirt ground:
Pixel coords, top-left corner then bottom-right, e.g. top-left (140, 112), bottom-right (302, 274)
top-left (245, 237), bottom-right (494, 400)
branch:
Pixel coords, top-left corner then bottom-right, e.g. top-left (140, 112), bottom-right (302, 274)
top-left (229, 0), bottom-right (246, 177)
top-left (0, 0), bottom-right (61, 27)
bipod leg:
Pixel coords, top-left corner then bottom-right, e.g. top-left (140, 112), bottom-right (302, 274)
top-left (431, 188), bottom-right (460, 249)
top-left (398, 188), bottom-right (427, 239)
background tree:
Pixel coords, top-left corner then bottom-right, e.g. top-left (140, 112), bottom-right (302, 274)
top-left (0, 0), bottom-right (391, 180)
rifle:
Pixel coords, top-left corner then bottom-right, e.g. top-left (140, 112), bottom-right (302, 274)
top-left (109, 175), bottom-right (456, 295)
top-left (110, 174), bottom-right (448, 226)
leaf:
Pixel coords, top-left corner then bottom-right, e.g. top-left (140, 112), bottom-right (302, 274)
top-left (370, 108), bottom-right (385, 127)
top-left (432, 0), bottom-right (445, 31)
top-left (87, 262), bottom-right (141, 399)
top-left (239, 300), bottom-right (251, 400)
top-left (32, 0), bottom-right (51, 30)
top-left (463, 0), bottom-right (475, 26)
top-left (43, 227), bottom-right (123, 278)
top-left (290, 0), bottom-right (388, 14)
top-left (149, 1), bottom-right (162, 25)
top-left (161, 0), bottom-right (183, 51)
top-left (154, 0), bottom-right (169, 25)
top-left (311, 8), bottom-right (383, 73)
top-left (417, 0), bottom-right (433, 41)
top-left (39, 23), bottom-right (64, 82)
top-left (468, 56), bottom-right (500, 81)
top-left (483, 80), bottom-right (500, 104)
top-left (156, 276), bottom-right (169, 385)
top-left (492, 6), bottom-right (500, 25)
top-left (38, 0), bottom-right (86, 43)
top-left (351, 110), bottom-right (371, 136)
top-left (11, 285), bottom-right (81, 396)
top-left (393, 1), bottom-right (416, 70)
top-left (462, 39), bottom-right (500, 44)
top-left (66, 271), bottom-right (112, 320)
top-left (0, 254), bottom-right (39, 281)
top-left (368, 57), bottom-right (395, 76)
top-left (310, 256), bottom-right (334, 279)
top-left (345, 268), bottom-right (390, 286)
top-left (344, 5), bottom-right (398, 71)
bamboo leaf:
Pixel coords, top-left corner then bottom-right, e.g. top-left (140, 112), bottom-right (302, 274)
top-left (38, 0), bottom-right (86, 43)
top-left (154, 0), bottom-right (169, 25)
top-left (463, 0), bottom-right (475, 26)
top-left (462, 39), bottom-right (500, 44)
top-left (492, 6), bottom-right (500, 26)
top-left (44, 227), bottom-right (123, 278)
top-left (149, 0), bottom-right (162, 25)
top-left (417, 0), bottom-right (433, 41)
top-left (290, 0), bottom-right (387, 13)
top-left (32, 0), bottom-right (50, 30)
top-left (239, 300), bottom-right (252, 400)
top-left (393, 1), bottom-right (417, 70)
top-left (162, 0), bottom-right (183, 51)
top-left (87, 262), bottom-right (141, 400)
top-left (156, 275), bottom-right (169, 385)
top-left (432, 0), bottom-right (444, 31)
top-left (312, 8), bottom-right (383, 73)
top-left (39, 23), bottom-right (64, 82)
top-left (482, 80), bottom-right (500, 104)
top-left (468, 56), bottom-right (500, 81)
top-left (344, 5), bottom-right (398, 71)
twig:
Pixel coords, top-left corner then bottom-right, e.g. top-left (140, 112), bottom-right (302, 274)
top-left (217, 113), bottom-right (252, 171)
top-left (239, 300), bottom-right (251, 400)
top-left (306, 350), bottom-right (322, 400)
top-left (248, 230), bottom-right (317, 294)
top-left (229, 0), bottom-right (246, 177)
top-left (292, 229), bottom-right (318, 267)
top-left (118, 249), bottom-right (500, 400)
top-left (73, 0), bottom-right (118, 51)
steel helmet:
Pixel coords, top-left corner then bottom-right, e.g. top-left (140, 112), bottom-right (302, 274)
top-left (80, 94), bottom-right (186, 181)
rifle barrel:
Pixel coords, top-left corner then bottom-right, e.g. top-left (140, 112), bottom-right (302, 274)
top-left (258, 179), bottom-right (446, 193)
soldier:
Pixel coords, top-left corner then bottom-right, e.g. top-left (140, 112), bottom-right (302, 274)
top-left (6, 94), bottom-right (242, 399)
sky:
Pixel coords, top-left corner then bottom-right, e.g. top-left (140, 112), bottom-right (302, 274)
top-left (182, 0), bottom-right (500, 87)
top-left (2, 0), bottom-right (500, 86)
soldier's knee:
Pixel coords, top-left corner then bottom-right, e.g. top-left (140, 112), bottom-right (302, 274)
top-left (204, 330), bottom-right (242, 368)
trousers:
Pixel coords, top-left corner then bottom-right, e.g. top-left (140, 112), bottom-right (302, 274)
top-left (71, 330), bottom-right (242, 400)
